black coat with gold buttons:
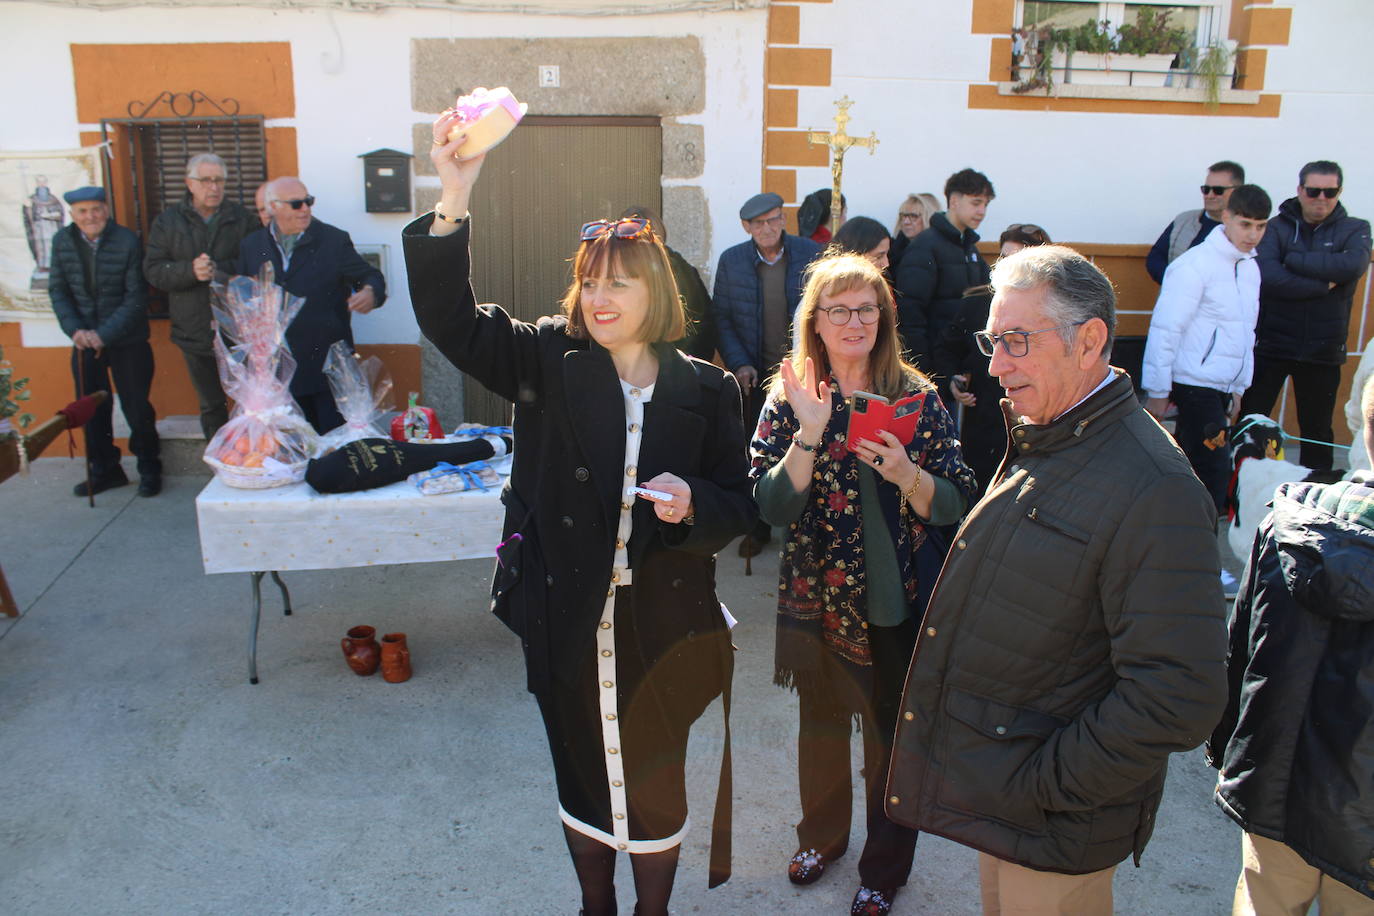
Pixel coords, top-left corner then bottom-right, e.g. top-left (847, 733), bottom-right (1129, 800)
top-left (403, 215), bottom-right (757, 697)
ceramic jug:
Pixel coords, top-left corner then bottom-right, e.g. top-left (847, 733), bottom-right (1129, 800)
top-left (380, 632), bottom-right (412, 683)
top-left (341, 625), bottom-right (381, 676)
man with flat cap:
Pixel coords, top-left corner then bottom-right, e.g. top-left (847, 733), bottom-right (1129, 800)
top-left (47, 186), bottom-right (162, 497)
top-left (714, 192), bottom-right (822, 556)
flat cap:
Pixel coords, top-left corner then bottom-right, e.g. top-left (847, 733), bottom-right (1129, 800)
top-left (63, 186), bottom-right (106, 204)
top-left (739, 192), bottom-right (783, 221)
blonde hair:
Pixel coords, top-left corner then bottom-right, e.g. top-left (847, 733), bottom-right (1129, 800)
top-left (893, 192), bottom-right (940, 236)
top-left (769, 253), bottom-right (926, 402)
top-left (559, 229), bottom-right (685, 343)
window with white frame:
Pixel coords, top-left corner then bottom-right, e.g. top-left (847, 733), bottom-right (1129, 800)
top-left (1018, 1), bottom-right (1221, 46)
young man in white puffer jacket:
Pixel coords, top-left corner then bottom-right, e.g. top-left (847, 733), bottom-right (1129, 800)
top-left (1144, 184), bottom-right (1273, 515)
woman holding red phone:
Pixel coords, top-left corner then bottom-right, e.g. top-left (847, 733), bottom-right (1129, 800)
top-left (749, 253), bottom-right (975, 916)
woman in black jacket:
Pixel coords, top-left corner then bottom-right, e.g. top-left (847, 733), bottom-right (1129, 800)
top-left (404, 110), bottom-right (756, 916)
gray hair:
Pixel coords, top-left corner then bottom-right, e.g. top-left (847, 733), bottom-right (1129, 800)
top-left (989, 244), bottom-right (1117, 358)
top-left (186, 152), bottom-right (226, 177)
top-left (264, 176), bottom-right (305, 206)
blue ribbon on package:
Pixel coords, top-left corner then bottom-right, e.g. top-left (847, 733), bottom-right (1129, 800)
top-left (417, 460), bottom-right (492, 492)
top-left (454, 426), bottom-right (513, 438)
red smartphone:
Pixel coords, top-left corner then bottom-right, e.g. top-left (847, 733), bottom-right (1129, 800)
top-left (846, 390), bottom-right (926, 452)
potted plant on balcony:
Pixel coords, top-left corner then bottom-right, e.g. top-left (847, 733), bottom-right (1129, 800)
top-left (1114, 7), bottom-right (1192, 87)
top-left (1048, 18), bottom-right (1117, 85)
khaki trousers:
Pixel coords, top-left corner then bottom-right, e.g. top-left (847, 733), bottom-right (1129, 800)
top-left (978, 852), bottom-right (1115, 915)
top-left (1233, 832), bottom-right (1374, 916)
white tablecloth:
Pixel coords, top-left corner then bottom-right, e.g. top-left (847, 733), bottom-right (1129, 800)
top-left (196, 477), bottom-right (505, 574)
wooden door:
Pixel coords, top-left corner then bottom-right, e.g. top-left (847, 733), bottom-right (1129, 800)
top-left (465, 116), bottom-right (662, 426)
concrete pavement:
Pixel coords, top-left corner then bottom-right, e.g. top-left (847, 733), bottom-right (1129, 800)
top-left (0, 456), bottom-right (1240, 914)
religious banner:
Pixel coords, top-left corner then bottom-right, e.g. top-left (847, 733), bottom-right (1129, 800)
top-left (0, 146), bottom-right (103, 322)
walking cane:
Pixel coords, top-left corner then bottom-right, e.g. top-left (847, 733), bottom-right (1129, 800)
top-left (77, 347), bottom-right (94, 508)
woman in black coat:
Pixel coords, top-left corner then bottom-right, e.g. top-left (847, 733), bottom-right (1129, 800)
top-left (403, 111), bottom-right (757, 916)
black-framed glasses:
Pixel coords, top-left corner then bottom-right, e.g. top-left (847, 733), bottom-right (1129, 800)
top-left (975, 321), bottom-right (1086, 358)
top-left (276, 196), bottom-right (315, 210)
top-left (1003, 223), bottom-right (1049, 244)
top-left (1301, 186), bottom-right (1341, 199)
top-left (898, 212), bottom-right (923, 221)
top-left (818, 304), bottom-right (882, 326)
top-left (580, 218), bottom-right (651, 241)
top-left (1200, 185), bottom-right (1234, 196)
top-left (189, 176), bottom-right (227, 186)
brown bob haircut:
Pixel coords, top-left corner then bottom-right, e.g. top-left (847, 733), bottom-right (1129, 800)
top-left (560, 228), bottom-right (685, 344)
top-left (770, 252), bottom-right (927, 402)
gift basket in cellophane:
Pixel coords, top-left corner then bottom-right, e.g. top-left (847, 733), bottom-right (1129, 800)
top-left (203, 263), bottom-right (319, 488)
top-left (315, 341), bottom-right (394, 456)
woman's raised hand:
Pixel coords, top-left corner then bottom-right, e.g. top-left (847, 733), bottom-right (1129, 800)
top-left (781, 357), bottom-right (831, 444)
top-left (429, 110), bottom-right (488, 226)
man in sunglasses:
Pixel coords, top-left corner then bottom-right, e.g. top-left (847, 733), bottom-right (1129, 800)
top-left (713, 191), bottom-right (823, 557)
top-left (236, 176), bottom-right (387, 433)
top-left (1240, 160), bottom-right (1372, 471)
top-left (1145, 160), bottom-right (1245, 284)
top-left (887, 245), bottom-right (1227, 915)
top-left (144, 152), bottom-right (258, 440)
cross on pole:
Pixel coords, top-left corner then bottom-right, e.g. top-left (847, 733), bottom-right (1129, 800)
top-left (807, 96), bottom-right (878, 232)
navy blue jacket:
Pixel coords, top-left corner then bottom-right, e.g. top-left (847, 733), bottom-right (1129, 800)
top-left (48, 221), bottom-right (149, 347)
top-left (235, 218), bottom-right (386, 394)
top-left (1255, 198), bottom-right (1371, 365)
top-left (712, 233), bottom-right (822, 372)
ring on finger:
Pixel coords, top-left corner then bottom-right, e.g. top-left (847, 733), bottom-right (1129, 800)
top-left (665, 507), bottom-right (675, 518)
top-left (873, 455), bottom-right (884, 467)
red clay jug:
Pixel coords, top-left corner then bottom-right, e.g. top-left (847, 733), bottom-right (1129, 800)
top-left (341, 625), bottom-right (380, 676)
top-left (381, 632), bottom-right (412, 683)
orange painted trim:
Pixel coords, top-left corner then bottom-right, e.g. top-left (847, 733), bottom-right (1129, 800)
top-left (967, 84), bottom-right (1282, 118)
top-left (355, 344), bottom-right (421, 406)
top-left (71, 42), bottom-right (295, 123)
top-left (1229, 0), bottom-right (1251, 40)
top-left (766, 47), bottom-right (832, 86)
top-left (766, 88), bottom-right (799, 128)
top-left (778, 0), bottom-right (831, 4)
top-left (764, 168), bottom-right (797, 204)
top-left (988, 38), bottom-right (1013, 82)
top-left (1235, 49), bottom-right (1267, 91)
top-left (971, 0), bottom-right (1015, 35)
top-left (1246, 6), bottom-right (1292, 46)
top-left (264, 127), bottom-right (299, 181)
top-left (768, 4), bottom-right (801, 45)
top-left (764, 130), bottom-right (830, 168)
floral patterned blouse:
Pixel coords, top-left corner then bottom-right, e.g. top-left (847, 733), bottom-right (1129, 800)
top-left (749, 377), bottom-right (977, 693)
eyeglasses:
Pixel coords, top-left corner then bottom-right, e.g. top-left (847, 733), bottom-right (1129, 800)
top-left (898, 212), bottom-right (923, 221)
top-left (580, 218), bottom-right (652, 241)
top-left (975, 321), bottom-right (1086, 358)
top-left (1301, 186), bottom-right (1342, 199)
top-left (189, 176), bottom-right (227, 186)
top-left (748, 214), bottom-right (785, 228)
top-left (274, 196), bottom-right (315, 210)
top-left (818, 304), bottom-right (882, 326)
top-left (1200, 185), bottom-right (1235, 196)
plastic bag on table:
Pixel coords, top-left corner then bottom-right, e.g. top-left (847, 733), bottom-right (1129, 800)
top-left (409, 460), bottom-right (501, 495)
top-left (315, 341), bottom-right (394, 456)
top-left (391, 392), bottom-right (443, 442)
top-left (203, 263), bottom-right (317, 487)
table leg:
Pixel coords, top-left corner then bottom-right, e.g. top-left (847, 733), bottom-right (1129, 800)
top-left (249, 571), bottom-right (265, 685)
top-left (0, 563), bottom-right (18, 617)
top-left (270, 571), bottom-right (292, 615)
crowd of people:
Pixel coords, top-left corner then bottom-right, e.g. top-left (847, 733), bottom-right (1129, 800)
top-left (44, 125), bottom-right (1372, 915)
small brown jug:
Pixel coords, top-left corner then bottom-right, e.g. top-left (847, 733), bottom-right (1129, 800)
top-left (380, 632), bottom-right (412, 683)
top-left (341, 625), bottom-right (381, 676)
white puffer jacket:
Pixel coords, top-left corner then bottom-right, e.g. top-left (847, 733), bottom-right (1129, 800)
top-left (1143, 224), bottom-right (1259, 398)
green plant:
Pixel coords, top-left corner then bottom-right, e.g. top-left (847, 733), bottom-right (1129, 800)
top-left (0, 344), bottom-right (34, 435)
top-left (1053, 19), bottom-right (1115, 56)
top-left (1192, 41), bottom-right (1234, 110)
top-left (1115, 7), bottom-right (1192, 57)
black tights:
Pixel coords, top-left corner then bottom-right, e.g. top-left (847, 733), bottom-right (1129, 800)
top-left (563, 825), bottom-right (680, 915)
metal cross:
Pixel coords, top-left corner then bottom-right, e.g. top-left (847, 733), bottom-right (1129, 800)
top-left (807, 96), bottom-right (878, 232)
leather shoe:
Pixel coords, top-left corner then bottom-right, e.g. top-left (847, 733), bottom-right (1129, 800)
top-left (851, 885), bottom-right (898, 916)
top-left (138, 474), bottom-right (162, 497)
top-left (787, 847), bottom-right (830, 886)
top-left (73, 466), bottom-right (129, 497)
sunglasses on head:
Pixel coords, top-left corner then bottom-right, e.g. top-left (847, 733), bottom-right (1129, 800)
top-left (1004, 223), bottom-right (1048, 242)
top-left (1302, 186), bottom-right (1342, 199)
top-left (276, 196), bottom-right (315, 210)
top-left (579, 218), bottom-right (652, 242)
top-left (1200, 185), bottom-right (1234, 196)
